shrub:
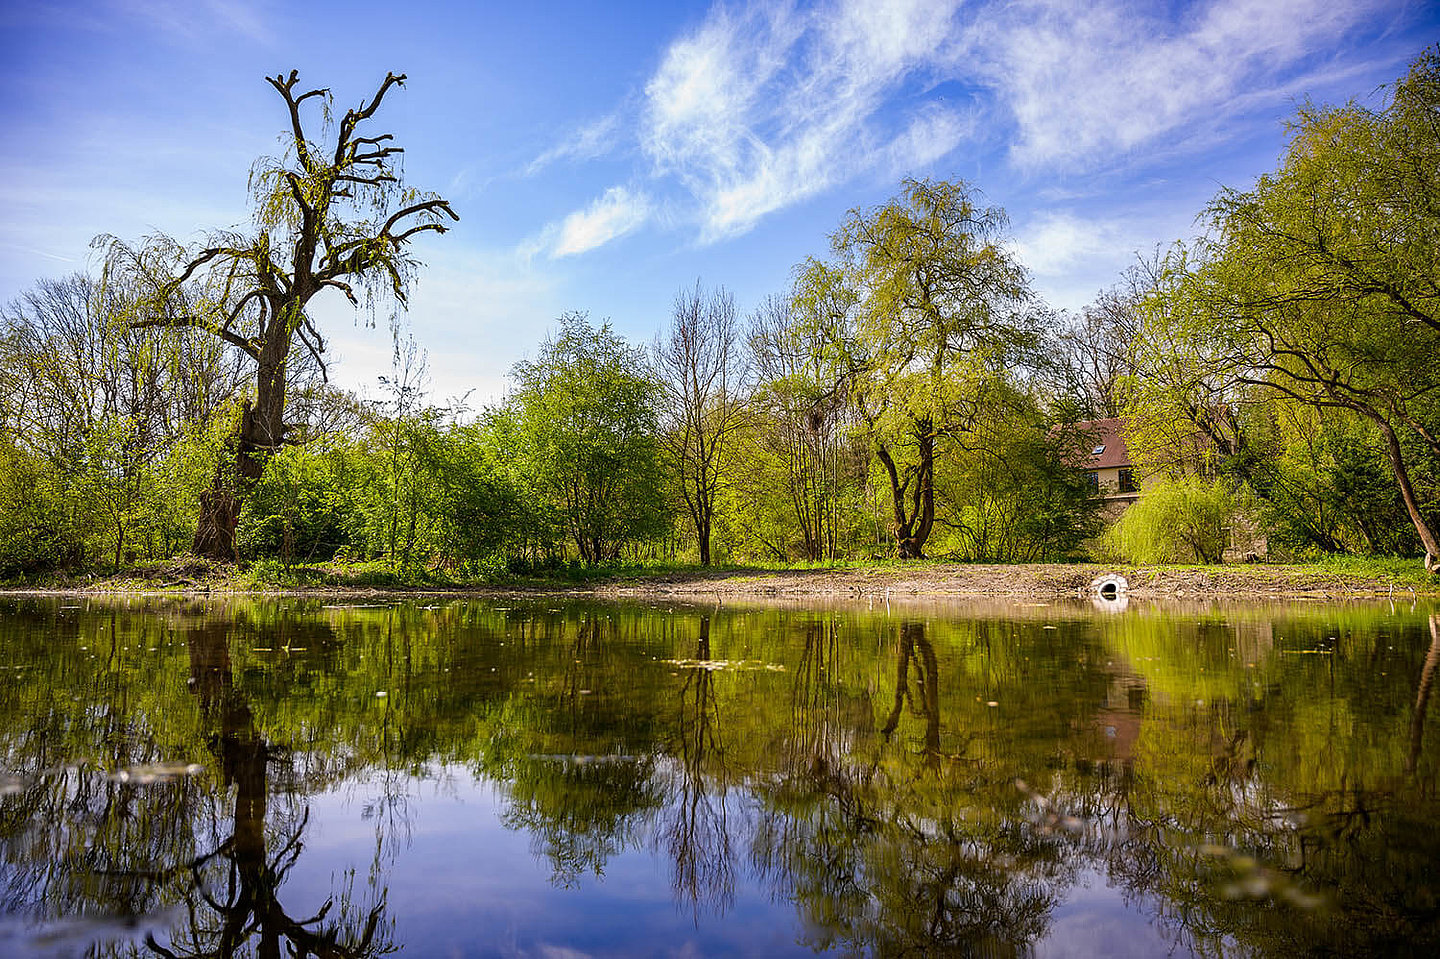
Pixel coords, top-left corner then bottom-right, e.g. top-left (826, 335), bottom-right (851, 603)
top-left (1102, 477), bottom-right (1235, 564)
top-left (0, 442), bottom-right (84, 578)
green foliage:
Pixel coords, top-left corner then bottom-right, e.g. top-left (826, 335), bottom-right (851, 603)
top-left (238, 442), bottom-right (360, 563)
top-left (0, 440), bottom-right (82, 578)
top-left (1127, 47), bottom-right (1440, 569)
top-left (792, 177), bottom-right (1038, 559)
top-left (418, 419), bottom-right (528, 568)
top-left (508, 313), bottom-right (670, 564)
top-left (1102, 477), bottom-right (1236, 564)
top-left (732, 294), bottom-right (874, 562)
top-left (932, 411), bottom-right (1102, 562)
top-left (236, 417), bottom-right (528, 571)
top-left (1256, 406), bottom-right (1419, 555)
top-left (10, 58), bottom-right (1440, 578)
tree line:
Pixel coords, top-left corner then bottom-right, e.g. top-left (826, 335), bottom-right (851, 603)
top-left (1, 50), bottom-right (1437, 577)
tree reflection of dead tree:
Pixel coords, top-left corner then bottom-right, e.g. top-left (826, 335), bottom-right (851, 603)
top-left (880, 622), bottom-right (941, 765)
top-left (665, 614), bottom-right (736, 919)
top-left (146, 621), bottom-right (391, 959)
top-left (1408, 615), bottom-right (1440, 775)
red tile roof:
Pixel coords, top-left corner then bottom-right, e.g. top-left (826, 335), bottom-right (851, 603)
top-left (1074, 417), bottom-right (1132, 470)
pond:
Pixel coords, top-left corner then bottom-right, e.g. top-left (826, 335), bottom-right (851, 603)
top-left (0, 595), bottom-right (1437, 957)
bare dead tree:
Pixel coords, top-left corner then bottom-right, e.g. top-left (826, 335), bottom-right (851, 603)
top-left (102, 70), bottom-right (457, 559)
top-left (653, 281), bottom-right (749, 565)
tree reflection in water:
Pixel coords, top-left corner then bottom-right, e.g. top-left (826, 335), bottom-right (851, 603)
top-left (150, 620), bottom-right (392, 959)
top-left (661, 614), bottom-right (736, 918)
top-left (755, 619), bottom-right (1073, 956)
top-left (1, 598), bottom-right (1439, 957)
top-left (0, 607), bottom-right (395, 958)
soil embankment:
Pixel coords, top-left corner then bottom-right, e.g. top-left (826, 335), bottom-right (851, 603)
top-left (592, 563), bottom-right (1432, 601)
top-left (3, 560), bottom-right (1433, 601)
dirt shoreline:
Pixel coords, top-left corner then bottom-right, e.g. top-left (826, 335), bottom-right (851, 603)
top-left (593, 563), bottom-right (1438, 601)
top-left (2, 562), bottom-right (1435, 602)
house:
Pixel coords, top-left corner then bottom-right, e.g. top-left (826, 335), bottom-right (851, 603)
top-left (1069, 416), bottom-right (1268, 560)
top-left (1074, 417), bottom-right (1140, 512)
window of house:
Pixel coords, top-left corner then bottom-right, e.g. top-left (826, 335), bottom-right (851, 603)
top-left (1085, 471), bottom-right (1100, 492)
top-left (1092, 444), bottom-right (1106, 455)
top-left (1118, 468), bottom-right (1136, 493)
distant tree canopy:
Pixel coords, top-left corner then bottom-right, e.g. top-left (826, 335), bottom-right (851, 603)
top-left (5, 51), bottom-right (1440, 577)
top-left (653, 282), bottom-right (748, 566)
top-left (506, 313), bottom-right (669, 564)
top-left (793, 178), bottom-right (1040, 559)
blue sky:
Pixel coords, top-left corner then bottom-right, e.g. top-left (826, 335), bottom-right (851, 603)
top-left (2, 0), bottom-right (1435, 406)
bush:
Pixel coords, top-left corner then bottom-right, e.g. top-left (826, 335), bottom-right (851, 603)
top-left (1102, 477), bottom-right (1235, 564)
top-left (237, 444), bottom-right (360, 563)
top-left (0, 442), bottom-right (84, 578)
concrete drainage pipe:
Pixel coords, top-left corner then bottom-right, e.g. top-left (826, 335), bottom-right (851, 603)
top-left (1090, 574), bottom-right (1129, 609)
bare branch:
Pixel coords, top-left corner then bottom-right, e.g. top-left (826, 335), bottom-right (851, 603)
top-left (333, 72), bottom-right (407, 165)
top-left (380, 198), bottom-right (459, 237)
top-left (265, 70), bottom-right (327, 171)
top-left (319, 278), bottom-right (359, 306)
top-left (293, 321), bottom-right (329, 382)
top-left (334, 173), bottom-right (398, 187)
top-left (392, 221), bottom-right (450, 244)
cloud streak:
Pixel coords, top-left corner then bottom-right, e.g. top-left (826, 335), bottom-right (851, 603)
top-left (964, 0), bottom-right (1391, 168)
top-left (526, 0), bottom-right (1403, 255)
top-left (549, 186), bottom-right (651, 258)
top-left (525, 113), bottom-right (623, 177)
top-left (641, 0), bottom-right (970, 242)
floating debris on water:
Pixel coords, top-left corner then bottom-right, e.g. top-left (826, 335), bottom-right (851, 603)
top-left (1201, 843), bottom-right (1326, 909)
top-left (527, 753), bottom-right (641, 766)
top-left (662, 659), bottom-right (786, 672)
top-left (108, 763), bottom-right (204, 785)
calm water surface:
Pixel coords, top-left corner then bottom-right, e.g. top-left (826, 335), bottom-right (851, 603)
top-left (0, 595), bottom-right (1437, 957)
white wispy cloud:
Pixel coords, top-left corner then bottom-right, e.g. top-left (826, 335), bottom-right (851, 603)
top-left (963, 0), bottom-right (1391, 168)
top-left (642, 0), bottom-right (970, 242)
top-left (546, 186), bottom-right (652, 258)
top-left (1011, 211), bottom-right (1122, 277)
top-left (1011, 208), bottom-right (1191, 311)
top-left (520, 0), bottom-right (1399, 251)
top-left (525, 113), bottom-right (623, 176)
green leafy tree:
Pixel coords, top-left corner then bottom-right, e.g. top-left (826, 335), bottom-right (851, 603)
top-left (931, 402), bottom-right (1102, 562)
top-left (793, 178), bottom-right (1037, 559)
top-left (1132, 49), bottom-right (1440, 570)
top-left (237, 441), bottom-right (361, 563)
top-left (1254, 403), bottom-right (1418, 555)
top-left (509, 313), bottom-right (669, 564)
top-left (0, 439), bottom-right (81, 577)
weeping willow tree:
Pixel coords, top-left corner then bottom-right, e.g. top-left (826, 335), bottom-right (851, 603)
top-left (1129, 48), bottom-right (1440, 571)
top-left (102, 70), bottom-right (457, 559)
top-left (793, 178), bottom-right (1036, 559)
